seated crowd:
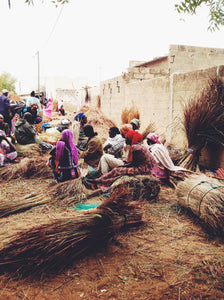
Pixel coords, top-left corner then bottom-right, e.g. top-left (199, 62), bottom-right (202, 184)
top-left (0, 87), bottom-right (185, 190)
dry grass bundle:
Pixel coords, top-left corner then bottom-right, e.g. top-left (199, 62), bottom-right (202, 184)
top-left (49, 178), bottom-right (88, 205)
top-left (15, 143), bottom-right (45, 158)
top-left (0, 193), bottom-right (52, 219)
top-left (141, 122), bottom-right (156, 140)
top-left (0, 157), bottom-right (52, 181)
top-left (176, 173), bottom-right (224, 235)
top-left (178, 77), bottom-right (224, 171)
top-left (121, 104), bottom-right (140, 125)
top-left (111, 175), bottom-right (160, 201)
top-left (0, 187), bottom-right (143, 277)
top-left (121, 108), bottom-right (129, 124)
top-left (77, 104), bottom-right (117, 141)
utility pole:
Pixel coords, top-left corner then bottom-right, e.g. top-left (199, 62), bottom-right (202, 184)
top-left (36, 51), bottom-right (40, 96)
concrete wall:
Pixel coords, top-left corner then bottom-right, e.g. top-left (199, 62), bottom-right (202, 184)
top-left (169, 44), bottom-right (224, 74)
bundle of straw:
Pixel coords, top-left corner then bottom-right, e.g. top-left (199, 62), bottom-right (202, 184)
top-left (121, 103), bottom-right (140, 124)
top-left (178, 78), bottom-right (224, 171)
top-left (0, 157), bottom-right (52, 180)
top-left (141, 122), bottom-right (156, 140)
top-left (49, 178), bottom-right (88, 205)
top-left (0, 194), bottom-right (52, 219)
top-left (0, 187), bottom-right (143, 277)
top-left (15, 143), bottom-right (44, 158)
top-left (111, 175), bottom-right (160, 201)
top-left (176, 173), bottom-right (224, 235)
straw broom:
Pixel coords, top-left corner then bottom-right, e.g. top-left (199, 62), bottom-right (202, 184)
top-left (141, 122), bottom-right (156, 140)
top-left (0, 157), bottom-right (52, 180)
top-left (176, 173), bottom-right (224, 235)
top-left (178, 77), bottom-right (224, 171)
top-left (0, 193), bottom-right (52, 218)
top-left (0, 186), bottom-right (143, 277)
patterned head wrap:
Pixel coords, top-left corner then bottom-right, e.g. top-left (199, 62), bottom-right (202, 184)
top-left (130, 119), bottom-right (140, 129)
top-left (147, 132), bottom-right (161, 144)
top-left (120, 124), bottom-right (132, 137)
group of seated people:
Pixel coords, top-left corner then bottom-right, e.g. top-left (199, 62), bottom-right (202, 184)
top-left (47, 114), bottom-right (185, 191)
top-left (1, 99), bottom-right (185, 191)
top-left (0, 91), bottom-right (54, 167)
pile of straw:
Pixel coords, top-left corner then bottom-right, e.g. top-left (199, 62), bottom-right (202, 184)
top-left (176, 173), bottom-right (224, 235)
top-left (0, 187), bottom-right (143, 277)
top-left (121, 103), bottom-right (140, 124)
top-left (0, 157), bottom-right (52, 180)
top-left (111, 175), bottom-right (160, 201)
top-left (15, 144), bottom-right (45, 158)
top-left (77, 104), bottom-right (117, 141)
top-left (0, 193), bottom-right (52, 219)
top-left (178, 78), bottom-right (224, 171)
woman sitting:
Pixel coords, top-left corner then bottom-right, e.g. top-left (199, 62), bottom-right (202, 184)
top-left (83, 130), bottom-right (155, 191)
top-left (147, 132), bottom-right (185, 184)
top-left (48, 129), bottom-right (80, 182)
top-left (79, 125), bottom-right (103, 168)
top-left (73, 112), bottom-right (88, 150)
top-left (0, 130), bottom-right (18, 167)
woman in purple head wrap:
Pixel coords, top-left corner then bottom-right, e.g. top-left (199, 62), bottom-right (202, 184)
top-left (48, 129), bottom-right (80, 182)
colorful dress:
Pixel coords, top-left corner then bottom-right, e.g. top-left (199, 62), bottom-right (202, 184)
top-left (84, 144), bottom-right (155, 192)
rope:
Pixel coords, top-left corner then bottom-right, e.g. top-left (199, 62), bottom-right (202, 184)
top-left (187, 180), bottom-right (224, 216)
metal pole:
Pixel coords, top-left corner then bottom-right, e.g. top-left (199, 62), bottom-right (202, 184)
top-left (37, 51), bottom-right (40, 96)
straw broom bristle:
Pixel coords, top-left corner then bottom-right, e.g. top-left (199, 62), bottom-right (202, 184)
top-left (141, 122), bottom-right (156, 140)
top-left (176, 173), bottom-right (224, 235)
top-left (121, 104), bottom-right (140, 125)
top-left (178, 77), bottom-right (224, 171)
top-left (0, 186), bottom-right (143, 277)
top-left (0, 157), bottom-right (52, 181)
top-left (0, 194), bottom-right (52, 219)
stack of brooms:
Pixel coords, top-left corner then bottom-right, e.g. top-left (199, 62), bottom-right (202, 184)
top-left (178, 77), bottom-right (224, 172)
top-left (0, 186), bottom-right (143, 277)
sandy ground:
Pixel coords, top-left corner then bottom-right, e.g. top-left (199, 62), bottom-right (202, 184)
top-left (0, 175), bottom-right (223, 300)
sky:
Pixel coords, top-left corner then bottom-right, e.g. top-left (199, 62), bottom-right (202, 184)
top-left (0, 0), bottom-right (224, 93)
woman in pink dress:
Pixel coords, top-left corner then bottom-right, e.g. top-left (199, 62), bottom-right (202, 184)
top-left (43, 99), bottom-right (53, 121)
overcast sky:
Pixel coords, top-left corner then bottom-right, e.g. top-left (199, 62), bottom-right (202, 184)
top-left (1, 0), bottom-right (224, 93)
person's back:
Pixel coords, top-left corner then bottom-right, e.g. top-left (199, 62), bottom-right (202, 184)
top-left (14, 113), bottom-right (36, 145)
top-left (0, 89), bottom-right (11, 126)
top-left (26, 91), bottom-right (41, 114)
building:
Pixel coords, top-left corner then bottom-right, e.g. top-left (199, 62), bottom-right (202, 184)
top-left (99, 44), bottom-right (224, 151)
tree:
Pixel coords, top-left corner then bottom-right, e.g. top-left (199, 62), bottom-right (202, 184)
top-left (0, 72), bottom-right (17, 93)
top-left (175, 0), bottom-right (224, 31)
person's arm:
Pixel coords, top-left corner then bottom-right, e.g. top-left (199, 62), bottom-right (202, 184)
top-left (2, 136), bottom-right (16, 152)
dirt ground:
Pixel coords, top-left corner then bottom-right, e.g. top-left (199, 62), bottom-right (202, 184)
top-left (0, 108), bottom-right (223, 299)
top-left (0, 174), bottom-right (224, 300)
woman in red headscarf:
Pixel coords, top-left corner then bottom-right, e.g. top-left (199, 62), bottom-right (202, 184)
top-left (82, 130), bottom-right (156, 191)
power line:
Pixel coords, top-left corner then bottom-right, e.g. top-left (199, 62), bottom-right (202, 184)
top-left (44, 4), bottom-right (64, 47)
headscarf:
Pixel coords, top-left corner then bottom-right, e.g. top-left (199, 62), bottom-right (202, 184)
top-left (147, 132), bottom-right (161, 144)
top-left (56, 129), bottom-right (78, 165)
top-left (74, 112), bottom-right (86, 121)
top-left (126, 130), bottom-right (143, 145)
top-left (126, 130), bottom-right (143, 161)
top-left (120, 124), bottom-right (132, 137)
top-left (130, 119), bottom-right (140, 129)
